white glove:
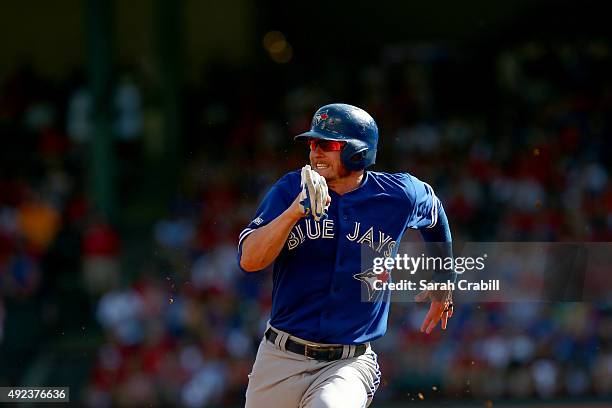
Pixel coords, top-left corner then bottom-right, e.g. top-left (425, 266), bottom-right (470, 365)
top-left (299, 165), bottom-right (330, 222)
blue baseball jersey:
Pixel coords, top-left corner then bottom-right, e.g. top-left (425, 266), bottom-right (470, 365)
top-left (237, 170), bottom-right (449, 345)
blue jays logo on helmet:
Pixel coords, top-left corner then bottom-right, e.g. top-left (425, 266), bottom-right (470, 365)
top-left (295, 103), bottom-right (379, 171)
top-left (313, 110), bottom-right (329, 127)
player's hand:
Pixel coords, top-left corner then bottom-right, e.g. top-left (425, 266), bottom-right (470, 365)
top-left (298, 165), bottom-right (331, 222)
top-left (415, 289), bottom-right (454, 334)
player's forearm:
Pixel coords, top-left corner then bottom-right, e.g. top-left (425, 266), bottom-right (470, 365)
top-left (419, 204), bottom-right (456, 283)
top-left (240, 205), bottom-right (303, 272)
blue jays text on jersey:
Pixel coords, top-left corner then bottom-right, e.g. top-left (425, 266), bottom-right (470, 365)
top-left (237, 170), bottom-right (452, 345)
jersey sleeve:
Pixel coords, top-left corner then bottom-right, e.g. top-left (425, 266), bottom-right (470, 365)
top-left (237, 173), bottom-right (297, 272)
top-left (405, 174), bottom-right (441, 230)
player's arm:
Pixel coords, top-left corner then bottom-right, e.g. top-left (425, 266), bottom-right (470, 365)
top-left (239, 166), bottom-right (329, 273)
top-left (405, 175), bottom-right (454, 275)
top-left (240, 196), bottom-right (303, 272)
top-left (417, 203), bottom-right (455, 333)
top-left (419, 203), bottom-right (454, 282)
top-left (405, 175), bottom-right (456, 333)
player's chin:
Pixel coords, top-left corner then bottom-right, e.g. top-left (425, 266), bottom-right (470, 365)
top-left (317, 168), bottom-right (336, 181)
top-left (312, 166), bottom-right (329, 177)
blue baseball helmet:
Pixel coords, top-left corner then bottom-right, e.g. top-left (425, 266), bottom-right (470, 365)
top-left (295, 103), bottom-right (378, 171)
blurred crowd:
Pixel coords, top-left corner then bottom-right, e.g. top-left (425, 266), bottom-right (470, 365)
top-left (1, 39), bottom-right (611, 406)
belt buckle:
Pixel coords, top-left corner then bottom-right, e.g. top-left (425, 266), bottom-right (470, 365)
top-left (304, 343), bottom-right (326, 359)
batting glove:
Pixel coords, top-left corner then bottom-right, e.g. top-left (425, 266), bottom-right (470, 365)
top-left (299, 165), bottom-right (330, 222)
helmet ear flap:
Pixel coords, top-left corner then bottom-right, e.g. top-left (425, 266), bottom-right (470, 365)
top-left (341, 142), bottom-right (370, 171)
top-left (350, 150), bottom-right (366, 163)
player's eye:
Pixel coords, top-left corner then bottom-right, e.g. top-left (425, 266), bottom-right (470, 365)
top-left (309, 140), bottom-right (345, 152)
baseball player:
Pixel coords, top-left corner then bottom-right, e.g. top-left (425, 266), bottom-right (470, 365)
top-left (238, 103), bottom-right (455, 408)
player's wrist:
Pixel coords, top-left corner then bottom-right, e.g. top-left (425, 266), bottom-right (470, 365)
top-left (287, 198), bottom-right (306, 221)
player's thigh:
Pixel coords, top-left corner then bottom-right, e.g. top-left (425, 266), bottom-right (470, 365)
top-left (245, 339), bottom-right (309, 408)
top-left (302, 373), bottom-right (369, 408)
top-left (301, 351), bottom-right (381, 408)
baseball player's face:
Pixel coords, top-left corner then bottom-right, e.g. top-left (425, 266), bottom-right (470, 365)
top-left (309, 140), bottom-right (350, 181)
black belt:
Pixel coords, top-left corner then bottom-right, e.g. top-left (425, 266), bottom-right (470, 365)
top-left (265, 328), bottom-right (367, 361)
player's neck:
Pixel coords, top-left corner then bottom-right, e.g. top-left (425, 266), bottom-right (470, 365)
top-left (328, 171), bottom-right (364, 195)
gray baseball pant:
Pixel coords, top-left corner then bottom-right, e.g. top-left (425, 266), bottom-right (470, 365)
top-left (245, 325), bottom-right (381, 408)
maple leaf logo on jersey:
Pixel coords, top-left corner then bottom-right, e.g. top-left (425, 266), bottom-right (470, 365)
top-left (313, 111), bottom-right (329, 127)
top-left (353, 268), bottom-right (390, 301)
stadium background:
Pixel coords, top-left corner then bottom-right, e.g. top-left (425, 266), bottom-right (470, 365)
top-left (0, 0), bottom-right (611, 406)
